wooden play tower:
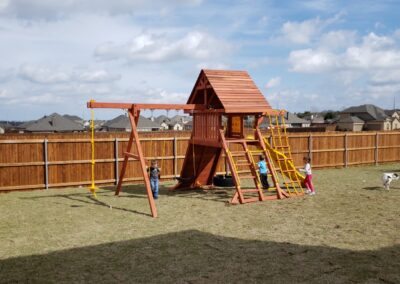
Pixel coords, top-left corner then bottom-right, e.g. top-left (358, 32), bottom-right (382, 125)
top-left (88, 69), bottom-right (303, 218)
top-left (174, 70), bottom-right (291, 203)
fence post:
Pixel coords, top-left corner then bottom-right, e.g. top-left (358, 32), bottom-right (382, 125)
top-left (308, 134), bottom-right (312, 161)
top-left (344, 133), bottom-right (348, 168)
top-left (173, 136), bottom-right (177, 177)
top-left (43, 139), bottom-right (49, 190)
top-left (115, 138), bottom-right (119, 185)
top-left (375, 132), bottom-right (379, 165)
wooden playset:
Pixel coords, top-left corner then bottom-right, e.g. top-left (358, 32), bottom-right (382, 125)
top-left (87, 69), bottom-right (305, 217)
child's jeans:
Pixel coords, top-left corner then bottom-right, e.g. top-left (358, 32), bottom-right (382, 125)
top-left (150, 178), bottom-right (159, 199)
top-left (304, 174), bottom-right (315, 192)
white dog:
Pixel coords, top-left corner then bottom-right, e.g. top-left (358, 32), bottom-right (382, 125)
top-left (382, 173), bottom-right (399, 190)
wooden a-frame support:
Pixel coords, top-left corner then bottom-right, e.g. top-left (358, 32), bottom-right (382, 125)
top-left (114, 108), bottom-right (158, 217)
top-left (87, 101), bottom-right (201, 218)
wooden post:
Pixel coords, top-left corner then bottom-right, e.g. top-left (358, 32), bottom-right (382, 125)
top-left (344, 133), bottom-right (348, 168)
top-left (114, 138), bottom-right (119, 185)
top-left (375, 132), bottom-right (379, 165)
top-left (43, 139), bottom-right (49, 190)
top-left (308, 134), bottom-right (313, 161)
top-left (173, 136), bottom-right (177, 177)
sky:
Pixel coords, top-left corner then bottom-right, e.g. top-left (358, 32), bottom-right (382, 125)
top-left (1, 0), bottom-right (400, 121)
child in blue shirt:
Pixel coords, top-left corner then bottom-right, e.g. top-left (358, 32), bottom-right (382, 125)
top-left (257, 155), bottom-right (269, 189)
top-left (148, 160), bottom-right (160, 199)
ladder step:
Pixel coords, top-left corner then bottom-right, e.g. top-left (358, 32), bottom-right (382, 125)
top-left (236, 162), bottom-right (251, 166)
top-left (230, 151), bottom-right (246, 155)
top-left (249, 150), bottom-right (265, 153)
top-left (239, 175), bottom-right (257, 179)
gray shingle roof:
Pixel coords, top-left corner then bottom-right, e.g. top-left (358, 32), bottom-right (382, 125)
top-left (285, 112), bottom-right (309, 124)
top-left (342, 104), bottom-right (388, 121)
top-left (384, 109), bottom-right (400, 116)
top-left (21, 113), bottom-right (84, 132)
top-left (154, 115), bottom-right (170, 124)
top-left (104, 115), bottom-right (162, 130)
top-left (338, 115), bottom-right (364, 123)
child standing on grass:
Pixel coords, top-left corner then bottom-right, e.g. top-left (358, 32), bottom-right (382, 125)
top-left (257, 155), bottom-right (269, 189)
top-left (148, 160), bottom-right (160, 199)
top-left (300, 157), bottom-right (315, 195)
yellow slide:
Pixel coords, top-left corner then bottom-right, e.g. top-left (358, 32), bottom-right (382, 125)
top-left (263, 137), bottom-right (305, 183)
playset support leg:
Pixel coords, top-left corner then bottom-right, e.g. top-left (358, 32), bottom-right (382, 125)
top-left (115, 109), bottom-right (157, 218)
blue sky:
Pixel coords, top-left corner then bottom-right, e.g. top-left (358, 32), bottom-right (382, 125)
top-left (1, 0), bottom-right (400, 120)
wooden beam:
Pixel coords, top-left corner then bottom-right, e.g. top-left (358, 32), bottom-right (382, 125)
top-left (87, 101), bottom-right (203, 111)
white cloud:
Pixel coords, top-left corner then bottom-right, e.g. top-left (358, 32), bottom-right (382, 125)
top-left (319, 30), bottom-right (357, 50)
top-left (265, 77), bottom-right (281, 88)
top-left (19, 64), bottom-right (70, 84)
top-left (95, 31), bottom-right (232, 62)
top-left (370, 70), bottom-right (400, 85)
top-left (138, 87), bottom-right (187, 104)
top-left (362, 32), bottom-right (394, 49)
top-left (196, 62), bottom-right (229, 70)
top-left (76, 69), bottom-right (121, 83)
top-left (0, 0), bottom-right (9, 10)
top-left (281, 18), bottom-right (322, 44)
top-left (0, 0), bottom-right (203, 20)
top-left (0, 89), bottom-right (11, 98)
top-left (289, 32), bottom-right (400, 73)
top-left (18, 64), bottom-right (121, 84)
top-left (289, 49), bottom-right (338, 72)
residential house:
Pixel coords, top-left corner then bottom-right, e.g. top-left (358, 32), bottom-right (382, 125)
top-left (154, 115), bottom-right (170, 130)
top-left (102, 115), bottom-right (162, 132)
top-left (18, 113), bottom-right (84, 133)
top-left (336, 115), bottom-right (364, 131)
top-left (285, 112), bottom-right (311, 127)
top-left (385, 109), bottom-right (400, 130)
top-left (339, 104), bottom-right (391, 131)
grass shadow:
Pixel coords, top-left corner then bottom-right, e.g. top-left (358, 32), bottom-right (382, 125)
top-left (20, 191), bottom-right (152, 217)
top-left (1, 230), bottom-right (398, 283)
top-left (363, 186), bottom-right (383, 191)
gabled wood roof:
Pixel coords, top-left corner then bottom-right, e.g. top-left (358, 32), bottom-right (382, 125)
top-left (187, 69), bottom-right (272, 114)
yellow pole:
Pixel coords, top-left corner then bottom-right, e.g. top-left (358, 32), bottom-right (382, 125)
top-left (89, 100), bottom-right (98, 198)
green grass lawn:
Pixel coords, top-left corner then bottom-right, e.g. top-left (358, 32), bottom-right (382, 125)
top-left (1, 164), bottom-right (399, 283)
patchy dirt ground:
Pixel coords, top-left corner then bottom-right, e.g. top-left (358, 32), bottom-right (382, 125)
top-left (1, 164), bottom-right (399, 283)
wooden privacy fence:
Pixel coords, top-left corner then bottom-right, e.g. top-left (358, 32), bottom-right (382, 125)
top-left (1, 131), bottom-right (400, 191)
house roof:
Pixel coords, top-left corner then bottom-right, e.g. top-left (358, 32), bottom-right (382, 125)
top-left (338, 115), bottom-right (364, 123)
top-left (342, 104), bottom-right (388, 121)
top-left (22, 113), bottom-right (84, 132)
top-left (285, 112), bottom-right (310, 124)
top-left (187, 69), bottom-right (272, 114)
top-left (104, 115), bottom-right (162, 130)
top-left (384, 109), bottom-right (400, 116)
top-left (63, 114), bottom-right (83, 122)
top-left (154, 115), bottom-right (170, 124)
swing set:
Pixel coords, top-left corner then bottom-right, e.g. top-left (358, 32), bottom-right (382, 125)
top-left (87, 69), bottom-right (305, 218)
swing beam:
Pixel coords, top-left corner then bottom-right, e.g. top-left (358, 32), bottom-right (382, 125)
top-left (87, 101), bottom-right (202, 218)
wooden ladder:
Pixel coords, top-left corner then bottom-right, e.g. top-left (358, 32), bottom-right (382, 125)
top-left (219, 130), bottom-right (288, 204)
top-left (267, 113), bottom-right (304, 195)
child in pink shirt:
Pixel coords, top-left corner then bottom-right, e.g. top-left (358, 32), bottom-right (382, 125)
top-left (300, 157), bottom-right (315, 195)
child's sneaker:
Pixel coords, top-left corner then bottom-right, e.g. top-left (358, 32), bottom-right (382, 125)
top-left (305, 189), bottom-right (311, 194)
top-left (309, 191), bottom-right (316, 195)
